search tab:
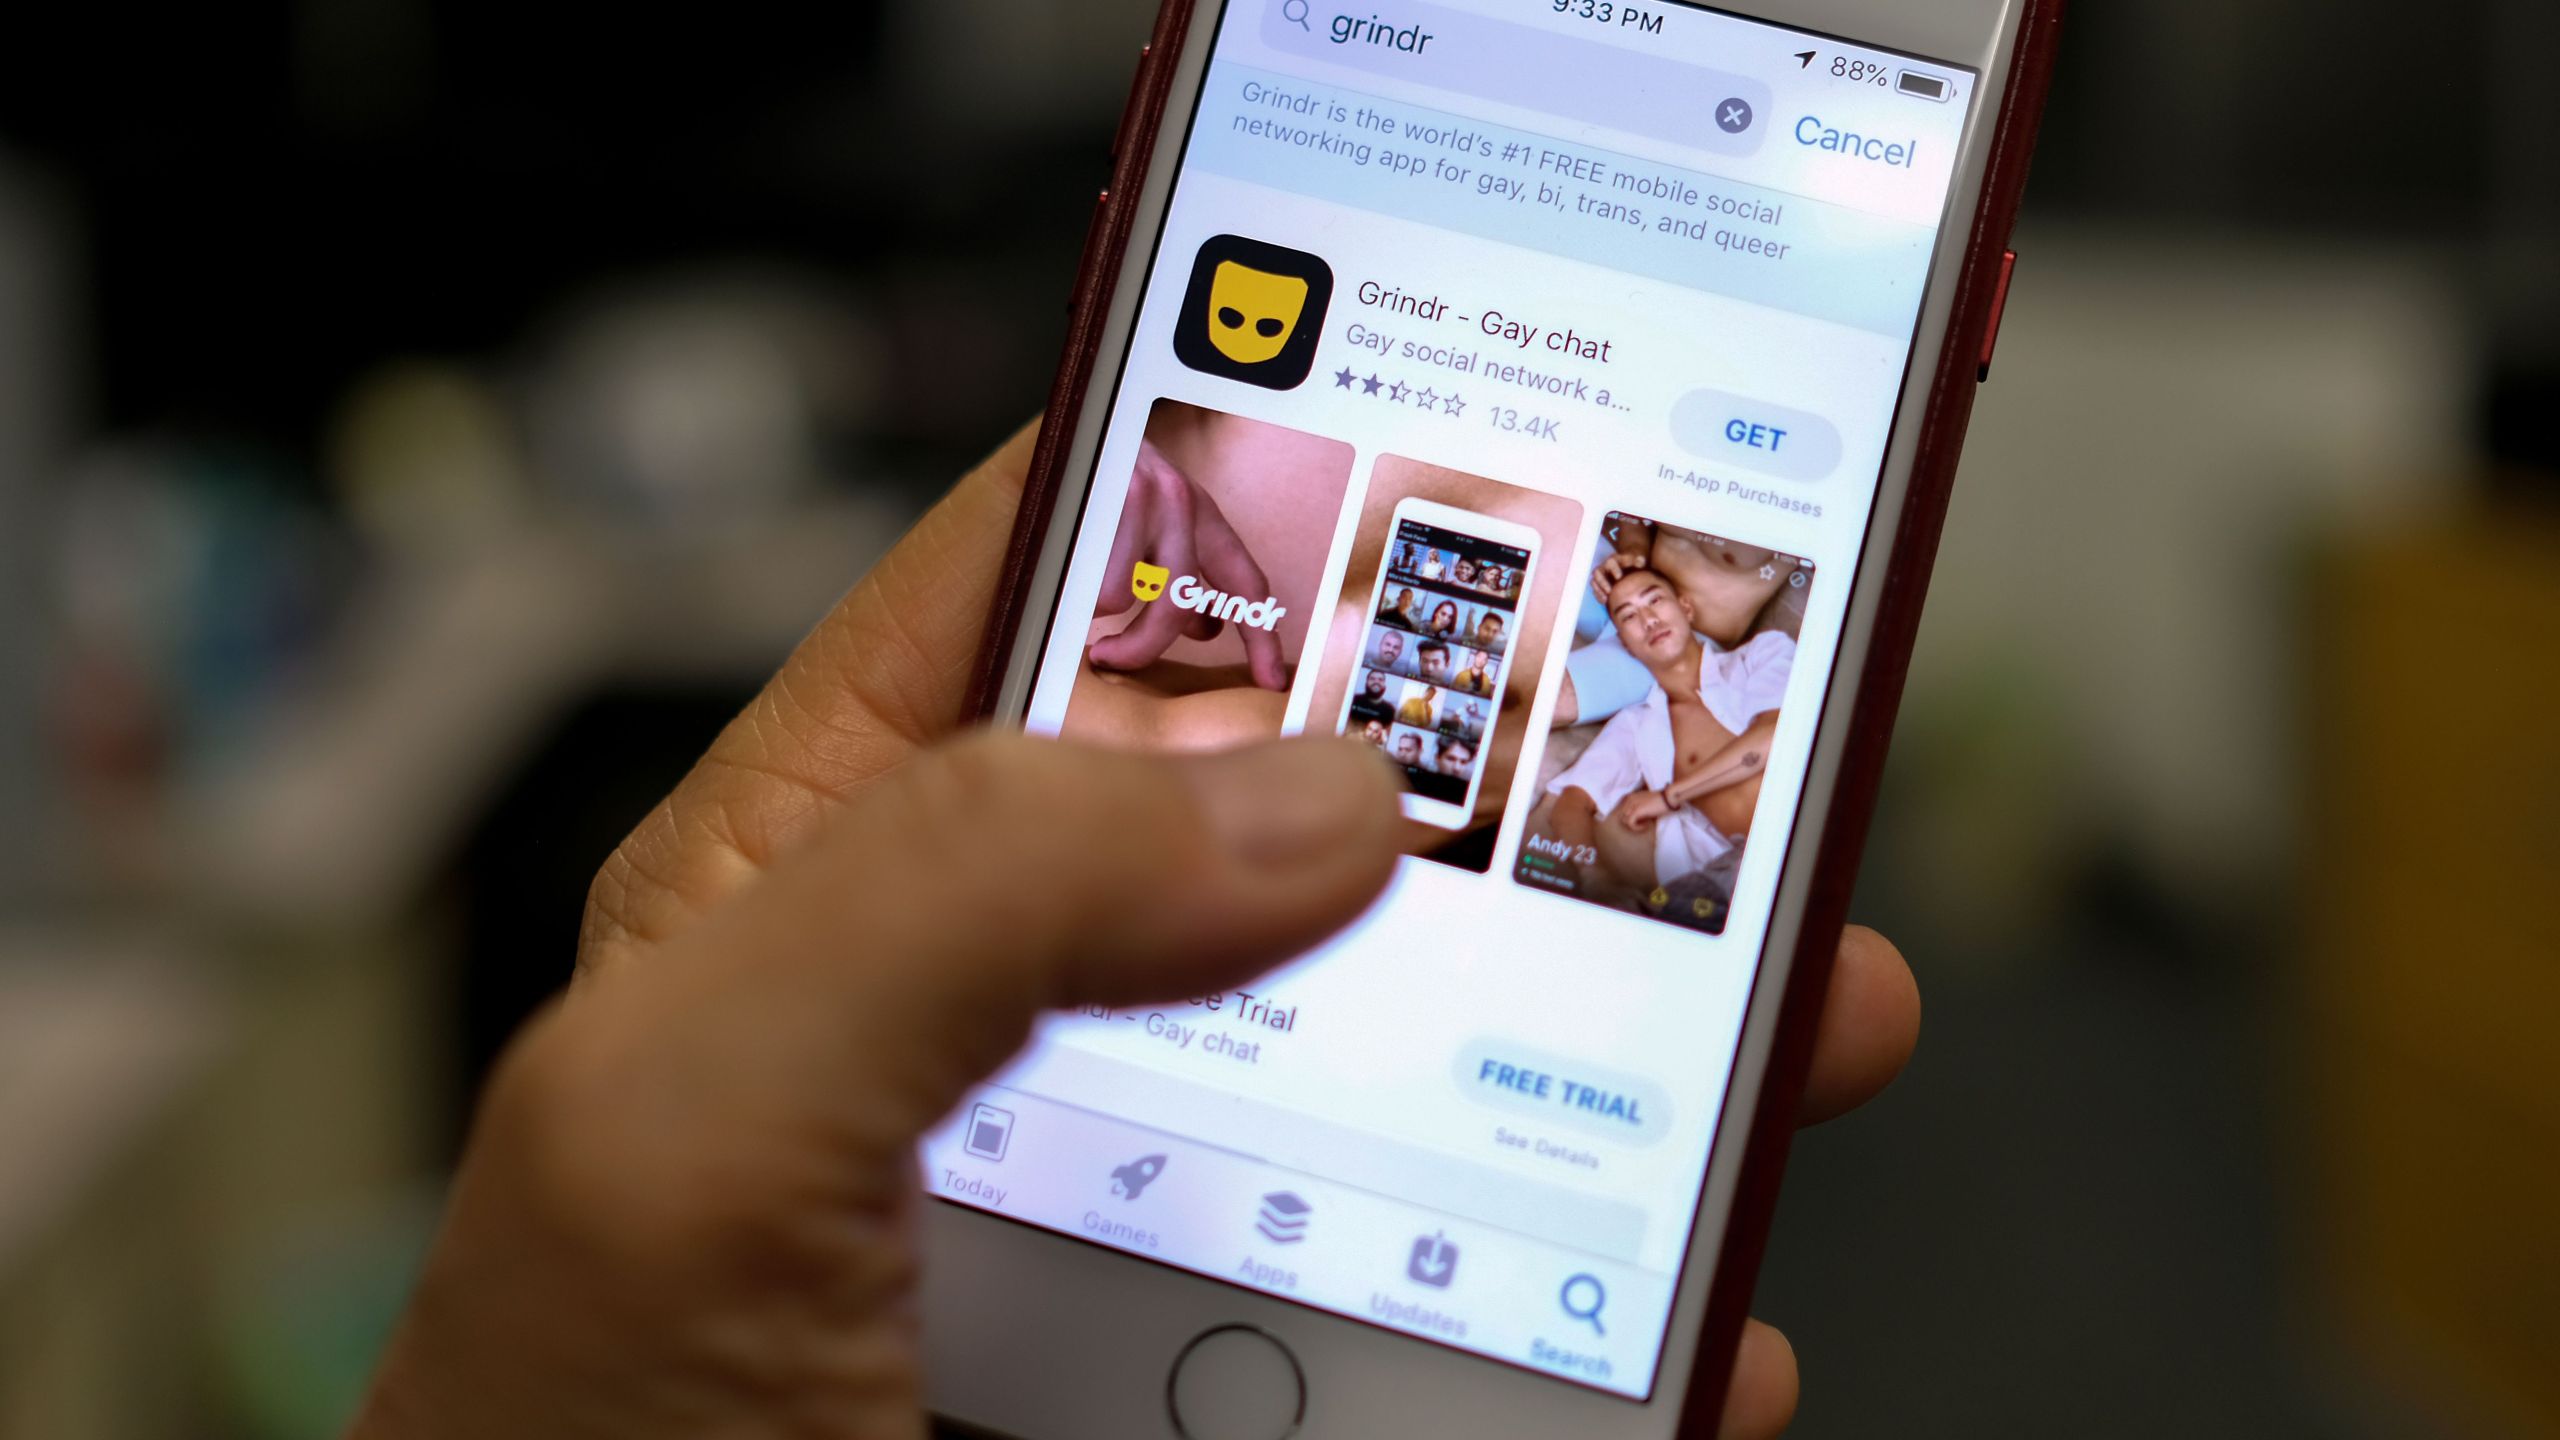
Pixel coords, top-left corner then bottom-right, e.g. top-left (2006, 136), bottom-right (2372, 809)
top-left (1262, 0), bottom-right (1772, 160)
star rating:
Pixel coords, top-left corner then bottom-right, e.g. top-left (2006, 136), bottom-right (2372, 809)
top-left (1343, 375), bottom-right (1468, 419)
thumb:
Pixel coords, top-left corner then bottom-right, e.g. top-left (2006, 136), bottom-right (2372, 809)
top-left (629, 732), bottom-right (1405, 1157)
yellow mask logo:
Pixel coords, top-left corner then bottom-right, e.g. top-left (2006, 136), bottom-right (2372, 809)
top-left (1207, 262), bottom-right (1310, 365)
top-left (1177, 236), bottom-right (1333, 390)
top-left (1131, 562), bottom-right (1169, 603)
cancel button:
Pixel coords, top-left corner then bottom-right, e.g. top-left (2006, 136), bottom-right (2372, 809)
top-left (1452, 1039), bottom-right (1673, 1147)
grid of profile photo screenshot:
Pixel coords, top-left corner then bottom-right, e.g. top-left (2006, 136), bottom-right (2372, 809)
top-left (1512, 513), bottom-right (1817, 936)
top-left (1340, 519), bottom-right (1526, 806)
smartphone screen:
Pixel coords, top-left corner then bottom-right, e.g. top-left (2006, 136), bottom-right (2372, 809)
top-left (1339, 504), bottom-right (1536, 826)
top-left (932, 0), bottom-right (1981, 1401)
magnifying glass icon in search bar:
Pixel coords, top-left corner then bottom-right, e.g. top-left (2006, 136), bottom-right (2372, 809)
top-left (1282, 0), bottom-right (1313, 30)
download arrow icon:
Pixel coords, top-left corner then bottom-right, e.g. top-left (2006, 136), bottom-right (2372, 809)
top-left (1407, 1231), bottom-right (1460, 1288)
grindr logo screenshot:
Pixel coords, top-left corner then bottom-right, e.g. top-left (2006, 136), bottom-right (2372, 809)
top-left (1174, 235), bottom-right (1334, 390)
top-left (1130, 561), bottom-right (1288, 632)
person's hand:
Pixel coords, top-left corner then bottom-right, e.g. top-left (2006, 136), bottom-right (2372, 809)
top-left (1619, 788), bottom-right (1676, 832)
top-left (1590, 549), bottom-right (1651, 606)
top-left (355, 426), bottom-right (1922, 1440)
top-left (1087, 440), bottom-right (1288, 690)
top-left (352, 730), bottom-right (1404, 1440)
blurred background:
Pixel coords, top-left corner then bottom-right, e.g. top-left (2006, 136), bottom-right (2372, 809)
top-left (0, 1), bottom-right (2553, 1436)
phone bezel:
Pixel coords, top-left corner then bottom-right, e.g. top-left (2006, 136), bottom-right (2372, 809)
top-left (1338, 495), bottom-right (1542, 830)
top-left (927, 0), bottom-right (2047, 1435)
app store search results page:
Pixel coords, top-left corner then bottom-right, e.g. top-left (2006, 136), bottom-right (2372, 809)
top-left (924, 0), bottom-right (1976, 1401)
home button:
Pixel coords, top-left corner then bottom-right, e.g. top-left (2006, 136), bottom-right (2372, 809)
top-left (1166, 1325), bottom-right (1306, 1440)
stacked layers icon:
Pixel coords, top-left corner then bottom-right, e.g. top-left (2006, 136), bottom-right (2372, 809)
top-left (1256, 1191), bottom-right (1312, 1244)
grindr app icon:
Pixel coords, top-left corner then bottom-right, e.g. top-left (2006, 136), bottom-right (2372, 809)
top-left (1175, 235), bottom-right (1334, 390)
top-left (1130, 561), bottom-right (1169, 603)
top-left (1208, 263), bottom-right (1305, 364)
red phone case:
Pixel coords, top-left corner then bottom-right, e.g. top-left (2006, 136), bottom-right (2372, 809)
top-left (962, 2), bottom-right (2068, 1431)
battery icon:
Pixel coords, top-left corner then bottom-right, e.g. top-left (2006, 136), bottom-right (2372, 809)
top-left (1897, 70), bottom-right (1951, 102)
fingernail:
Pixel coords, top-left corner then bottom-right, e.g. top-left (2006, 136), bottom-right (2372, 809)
top-left (1187, 742), bottom-right (1388, 868)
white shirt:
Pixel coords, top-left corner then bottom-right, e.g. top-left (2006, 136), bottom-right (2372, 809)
top-left (1548, 630), bottom-right (1796, 818)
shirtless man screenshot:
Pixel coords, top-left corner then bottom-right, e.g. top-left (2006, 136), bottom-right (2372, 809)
top-left (1512, 513), bottom-right (1815, 935)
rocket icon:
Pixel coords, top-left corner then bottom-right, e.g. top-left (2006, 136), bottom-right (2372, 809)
top-left (1109, 1154), bottom-right (1167, 1200)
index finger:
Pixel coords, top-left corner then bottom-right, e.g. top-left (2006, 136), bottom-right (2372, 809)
top-left (579, 423), bottom-right (1038, 972)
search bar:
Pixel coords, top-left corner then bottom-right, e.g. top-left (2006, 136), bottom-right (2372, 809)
top-left (1260, 0), bottom-right (1771, 159)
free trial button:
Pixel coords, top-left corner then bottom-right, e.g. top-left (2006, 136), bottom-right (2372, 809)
top-left (1668, 388), bottom-right (1842, 483)
top-left (1453, 1038), bottom-right (1672, 1147)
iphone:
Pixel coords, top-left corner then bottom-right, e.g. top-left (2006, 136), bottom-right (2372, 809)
top-left (1335, 497), bottom-right (1539, 830)
top-left (924, 1), bottom-right (2064, 1435)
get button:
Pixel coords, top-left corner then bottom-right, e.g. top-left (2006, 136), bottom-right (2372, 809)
top-left (1669, 388), bottom-right (1842, 483)
top-left (1726, 418), bottom-right (1791, 452)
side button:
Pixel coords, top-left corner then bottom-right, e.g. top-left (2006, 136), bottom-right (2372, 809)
top-left (1065, 190), bottom-right (1115, 320)
top-left (1977, 249), bottom-right (2018, 383)
top-left (1108, 45), bottom-right (1155, 168)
